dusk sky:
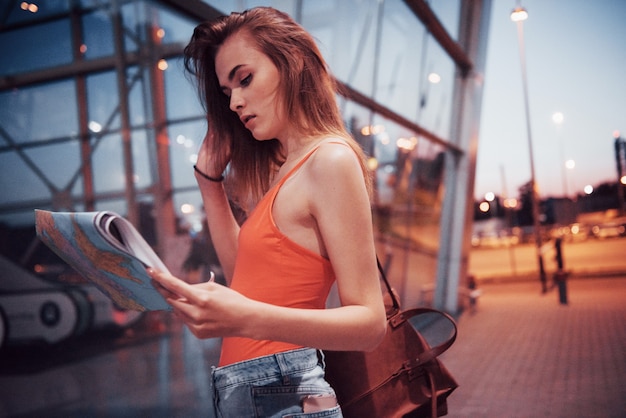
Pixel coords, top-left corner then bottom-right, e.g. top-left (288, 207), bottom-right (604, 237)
top-left (475, 0), bottom-right (626, 201)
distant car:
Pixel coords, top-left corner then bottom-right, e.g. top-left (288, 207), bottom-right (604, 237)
top-left (471, 231), bottom-right (519, 248)
top-left (0, 255), bottom-right (142, 348)
top-left (590, 222), bottom-right (626, 239)
top-left (551, 223), bottom-right (590, 242)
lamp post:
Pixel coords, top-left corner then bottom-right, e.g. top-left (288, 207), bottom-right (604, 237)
top-left (552, 111), bottom-right (568, 198)
top-left (511, 5), bottom-right (548, 293)
top-left (615, 131), bottom-right (626, 215)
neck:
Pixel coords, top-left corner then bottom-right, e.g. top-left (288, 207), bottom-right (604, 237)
top-left (281, 135), bottom-right (325, 163)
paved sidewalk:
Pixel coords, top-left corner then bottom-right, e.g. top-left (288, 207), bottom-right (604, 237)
top-left (440, 276), bottom-right (626, 418)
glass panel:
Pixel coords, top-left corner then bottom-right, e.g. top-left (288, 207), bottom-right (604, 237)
top-left (24, 141), bottom-right (82, 192)
top-left (168, 121), bottom-right (206, 189)
top-left (371, 0), bottom-right (425, 121)
top-left (429, 0), bottom-right (461, 41)
top-left (186, 0), bottom-right (454, 142)
top-left (3, 0), bottom-right (70, 26)
top-left (131, 130), bottom-right (152, 189)
top-left (206, 1), bottom-right (298, 14)
top-left (174, 190), bottom-right (204, 233)
top-left (127, 66), bottom-right (147, 127)
top-left (0, 151), bottom-right (51, 204)
top-left (344, 103), bottom-right (445, 306)
top-left (415, 37), bottom-right (455, 138)
top-left (0, 212), bottom-right (36, 227)
top-left (165, 58), bottom-right (204, 120)
top-left (87, 71), bottom-right (121, 132)
top-left (95, 198), bottom-right (128, 217)
top-left (203, 1), bottom-right (232, 13)
top-left (92, 133), bottom-right (125, 193)
top-left (0, 19), bottom-right (72, 76)
top-left (81, 0), bottom-right (108, 8)
top-left (0, 80), bottom-right (78, 143)
top-left (82, 9), bottom-right (115, 59)
top-left (120, 1), bottom-right (144, 54)
top-left (0, 0), bottom-right (461, 266)
top-left (156, 7), bottom-right (200, 45)
top-left (302, 0), bottom-right (377, 97)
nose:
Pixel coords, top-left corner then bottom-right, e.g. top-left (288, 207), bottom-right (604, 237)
top-left (229, 88), bottom-right (244, 112)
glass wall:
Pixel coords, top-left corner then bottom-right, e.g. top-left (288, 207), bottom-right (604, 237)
top-left (0, 0), bottom-right (484, 309)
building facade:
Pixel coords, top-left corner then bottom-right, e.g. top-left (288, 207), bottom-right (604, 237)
top-left (0, 0), bottom-right (491, 313)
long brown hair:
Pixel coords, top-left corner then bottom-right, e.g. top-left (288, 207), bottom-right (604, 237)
top-left (184, 7), bottom-right (371, 208)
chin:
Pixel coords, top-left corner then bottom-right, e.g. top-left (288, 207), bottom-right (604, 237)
top-left (251, 132), bottom-right (276, 141)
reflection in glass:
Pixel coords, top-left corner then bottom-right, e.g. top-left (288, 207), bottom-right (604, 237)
top-left (0, 21), bottom-right (71, 76)
top-left (87, 72), bottom-right (121, 132)
top-left (82, 9), bottom-right (115, 59)
top-left (165, 58), bottom-right (204, 121)
top-left (0, 0), bottom-right (463, 309)
top-left (131, 130), bottom-right (152, 189)
top-left (0, 151), bottom-right (49, 204)
top-left (0, 81), bottom-right (78, 143)
top-left (168, 121), bottom-right (206, 189)
top-left (4, 1), bottom-right (69, 25)
top-left (25, 141), bottom-right (82, 194)
top-left (92, 133), bottom-right (125, 194)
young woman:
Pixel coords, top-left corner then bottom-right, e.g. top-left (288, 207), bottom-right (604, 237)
top-left (149, 7), bottom-right (386, 417)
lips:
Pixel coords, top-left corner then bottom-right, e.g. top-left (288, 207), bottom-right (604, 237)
top-left (241, 115), bottom-right (255, 127)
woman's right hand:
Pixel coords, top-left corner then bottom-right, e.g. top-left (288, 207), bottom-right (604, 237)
top-left (150, 267), bottom-right (255, 340)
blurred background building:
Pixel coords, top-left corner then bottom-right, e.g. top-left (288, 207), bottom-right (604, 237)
top-left (0, 0), bottom-right (491, 347)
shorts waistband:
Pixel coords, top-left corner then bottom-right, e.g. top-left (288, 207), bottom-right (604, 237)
top-left (212, 348), bottom-right (320, 390)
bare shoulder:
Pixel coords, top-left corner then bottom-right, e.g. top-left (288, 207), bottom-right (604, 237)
top-left (307, 139), bottom-right (363, 180)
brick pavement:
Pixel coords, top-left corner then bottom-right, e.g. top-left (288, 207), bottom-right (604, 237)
top-left (440, 277), bottom-right (626, 418)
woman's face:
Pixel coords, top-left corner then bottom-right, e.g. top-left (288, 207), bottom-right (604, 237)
top-left (215, 31), bottom-right (289, 141)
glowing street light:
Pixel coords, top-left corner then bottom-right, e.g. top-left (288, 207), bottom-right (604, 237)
top-left (511, 5), bottom-right (548, 293)
top-left (552, 112), bottom-right (564, 125)
top-left (427, 72), bottom-right (441, 84)
top-left (510, 6), bottom-right (528, 22)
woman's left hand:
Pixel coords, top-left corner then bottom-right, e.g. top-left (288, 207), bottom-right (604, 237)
top-left (149, 268), bottom-right (253, 339)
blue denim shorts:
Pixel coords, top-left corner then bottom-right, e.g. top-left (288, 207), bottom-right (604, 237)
top-left (211, 347), bottom-right (343, 418)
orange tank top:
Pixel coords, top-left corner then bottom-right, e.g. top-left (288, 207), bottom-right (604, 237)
top-left (218, 144), bottom-right (337, 366)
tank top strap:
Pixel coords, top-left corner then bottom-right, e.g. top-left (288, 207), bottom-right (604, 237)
top-left (275, 140), bottom-right (347, 189)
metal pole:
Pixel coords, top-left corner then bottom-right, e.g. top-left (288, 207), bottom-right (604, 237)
top-left (553, 113), bottom-right (568, 198)
top-left (513, 10), bottom-right (548, 293)
top-left (112, 0), bottom-right (138, 225)
top-left (615, 135), bottom-right (626, 216)
top-left (145, 5), bottom-right (176, 257)
top-left (70, 7), bottom-right (94, 212)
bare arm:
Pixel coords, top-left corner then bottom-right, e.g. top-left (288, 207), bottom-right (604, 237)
top-left (195, 177), bottom-right (239, 282)
top-left (194, 130), bottom-right (239, 283)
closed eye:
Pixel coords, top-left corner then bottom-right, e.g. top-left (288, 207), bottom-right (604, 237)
top-left (220, 70), bottom-right (251, 96)
top-left (240, 74), bottom-right (252, 87)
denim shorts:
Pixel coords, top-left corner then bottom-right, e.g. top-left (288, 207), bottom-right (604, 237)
top-left (211, 347), bottom-right (343, 418)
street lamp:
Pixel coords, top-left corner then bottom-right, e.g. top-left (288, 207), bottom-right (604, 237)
top-left (565, 159), bottom-right (577, 198)
top-left (511, 5), bottom-right (548, 293)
